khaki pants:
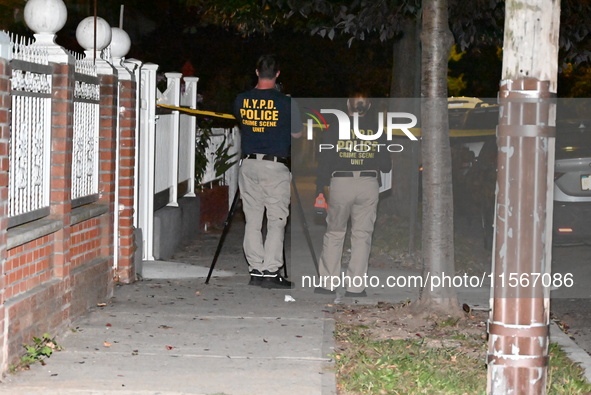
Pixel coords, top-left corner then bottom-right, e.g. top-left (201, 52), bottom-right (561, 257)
top-left (318, 174), bottom-right (379, 292)
top-left (239, 158), bottom-right (291, 273)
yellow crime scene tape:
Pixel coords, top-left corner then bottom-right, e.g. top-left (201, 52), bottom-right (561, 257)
top-left (157, 104), bottom-right (496, 138)
top-left (157, 103), bottom-right (237, 120)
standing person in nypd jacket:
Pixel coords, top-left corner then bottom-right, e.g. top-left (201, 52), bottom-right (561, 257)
top-left (314, 90), bottom-right (392, 297)
top-left (234, 54), bottom-right (302, 289)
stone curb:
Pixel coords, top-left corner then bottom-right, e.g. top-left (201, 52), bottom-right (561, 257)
top-left (550, 321), bottom-right (591, 384)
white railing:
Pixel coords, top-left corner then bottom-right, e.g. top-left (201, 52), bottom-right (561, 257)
top-left (154, 113), bottom-right (174, 194)
top-left (155, 72), bottom-right (181, 205)
top-left (178, 113), bottom-right (194, 192)
top-left (178, 77), bottom-right (199, 196)
top-left (136, 67), bottom-right (239, 259)
top-left (72, 54), bottom-right (100, 203)
top-left (8, 34), bottom-right (52, 225)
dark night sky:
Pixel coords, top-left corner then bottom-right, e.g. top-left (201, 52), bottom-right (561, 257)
top-left (5, 0), bottom-right (586, 112)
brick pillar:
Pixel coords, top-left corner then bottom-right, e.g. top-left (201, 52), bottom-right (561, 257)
top-left (49, 58), bottom-right (75, 323)
top-left (0, 58), bottom-right (11, 371)
top-left (97, 73), bottom-right (118, 278)
top-left (117, 79), bottom-right (137, 283)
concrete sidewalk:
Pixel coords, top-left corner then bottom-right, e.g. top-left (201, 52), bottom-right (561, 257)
top-left (0, 273), bottom-right (338, 395)
top-left (0, 202), bottom-right (342, 395)
top-left (1, 177), bottom-right (590, 393)
top-left (0, 182), bottom-right (426, 395)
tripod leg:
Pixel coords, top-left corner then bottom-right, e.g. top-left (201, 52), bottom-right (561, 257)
top-left (291, 178), bottom-right (319, 276)
top-left (205, 188), bottom-right (240, 284)
top-left (282, 244), bottom-right (288, 278)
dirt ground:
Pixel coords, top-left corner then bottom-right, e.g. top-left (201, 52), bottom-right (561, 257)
top-left (332, 300), bottom-right (489, 360)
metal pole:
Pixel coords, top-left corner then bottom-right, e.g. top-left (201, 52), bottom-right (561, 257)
top-left (119, 5), bottom-right (124, 29)
top-left (93, 0), bottom-right (97, 62)
top-left (205, 188), bottom-right (241, 284)
top-left (487, 79), bottom-right (555, 393)
top-left (487, 0), bottom-right (560, 393)
top-left (291, 178), bottom-right (319, 276)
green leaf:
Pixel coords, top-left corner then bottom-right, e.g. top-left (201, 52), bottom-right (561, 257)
top-left (40, 346), bottom-right (53, 357)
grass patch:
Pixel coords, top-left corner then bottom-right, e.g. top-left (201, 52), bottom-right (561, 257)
top-left (334, 322), bottom-right (486, 394)
top-left (548, 343), bottom-right (591, 394)
top-left (333, 317), bottom-right (591, 395)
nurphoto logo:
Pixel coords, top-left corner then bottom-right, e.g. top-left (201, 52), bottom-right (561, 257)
top-left (304, 108), bottom-right (418, 154)
top-left (305, 109), bottom-right (418, 142)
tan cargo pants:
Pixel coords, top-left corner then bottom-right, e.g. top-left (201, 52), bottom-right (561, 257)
top-left (318, 173), bottom-right (379, 293)
top-left (239, 158), bottom-right (291, 273)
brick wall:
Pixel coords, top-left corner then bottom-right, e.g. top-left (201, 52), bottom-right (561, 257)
top-left (98, 74), bottom-right (117, 264)
top-left (117, 79), bottom-right (137, 283)
top-left (70, 218), bottom-right (101, 269)
top-left (50, 61), bottom-right (73, 282)
top-left (69, 71), bottom-right (118, 322)
top-left (5, 237), bottom-right (53, 299)
top-left (0, 55), bottom-right (128, 371)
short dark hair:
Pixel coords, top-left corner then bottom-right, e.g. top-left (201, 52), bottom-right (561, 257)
top-left (256, 54), bottom-right (279, 79)
top-left (347, 84), bottom-right (372, 99)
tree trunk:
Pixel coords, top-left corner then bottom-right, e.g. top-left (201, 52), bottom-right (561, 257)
top-left (416, 0), bottom-right (459, 312)
top-left (390, 17), bottom-right (422, 99)
top-left (487, 0), bottom-right (560, 393)
top-left (387, 16), bottom-right (422, 254)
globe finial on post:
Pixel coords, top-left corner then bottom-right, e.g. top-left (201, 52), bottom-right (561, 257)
top-left (110, 27), bottom-right (132, 79)
top-left (76, 16), bottom-right (112, 60)
top-left (24, 0), bottom-right (69, 62)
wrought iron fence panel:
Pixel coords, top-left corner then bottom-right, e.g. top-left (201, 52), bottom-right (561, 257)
top-left (72, 55), bottom-right (100, 205)
top-left (8, 36), bottom-right (52, 226)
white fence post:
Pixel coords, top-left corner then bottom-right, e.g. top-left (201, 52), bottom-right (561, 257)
top-left (161, 72), bottom-right (181, 207)
top-left (0, 31), bottom-right (11, 61)
top-left (138, 63), bottom-right (158, 260)
top-left (181, 76), bottom-right (199, 197)
top-left (125, 58), bottom-right (142, 230)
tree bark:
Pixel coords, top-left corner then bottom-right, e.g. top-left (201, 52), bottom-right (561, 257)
top-left (388, 16), bottom-right (421, 222)
top-left (417, 0), bottom-right (459, 311)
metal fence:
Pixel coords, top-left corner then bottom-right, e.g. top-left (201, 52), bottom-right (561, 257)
top-left (72, 55), bottom-right (100, 205)
top-left (8, 35), bottom-right (51, 226)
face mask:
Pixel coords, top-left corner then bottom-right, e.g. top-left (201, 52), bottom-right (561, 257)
top-left (348, 98), bottom-right (371, 116)
top-left (355, 102), bottom-right (368, 113)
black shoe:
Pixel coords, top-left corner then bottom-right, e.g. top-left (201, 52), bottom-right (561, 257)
top-left (248, 269), bottom-right (263, 286)
top-left (314, 287), bottom-right (335, 295)
top-left (261, 270), bottom-right (293, 289)
top-left (345, 290), bottom-right (367, 297)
